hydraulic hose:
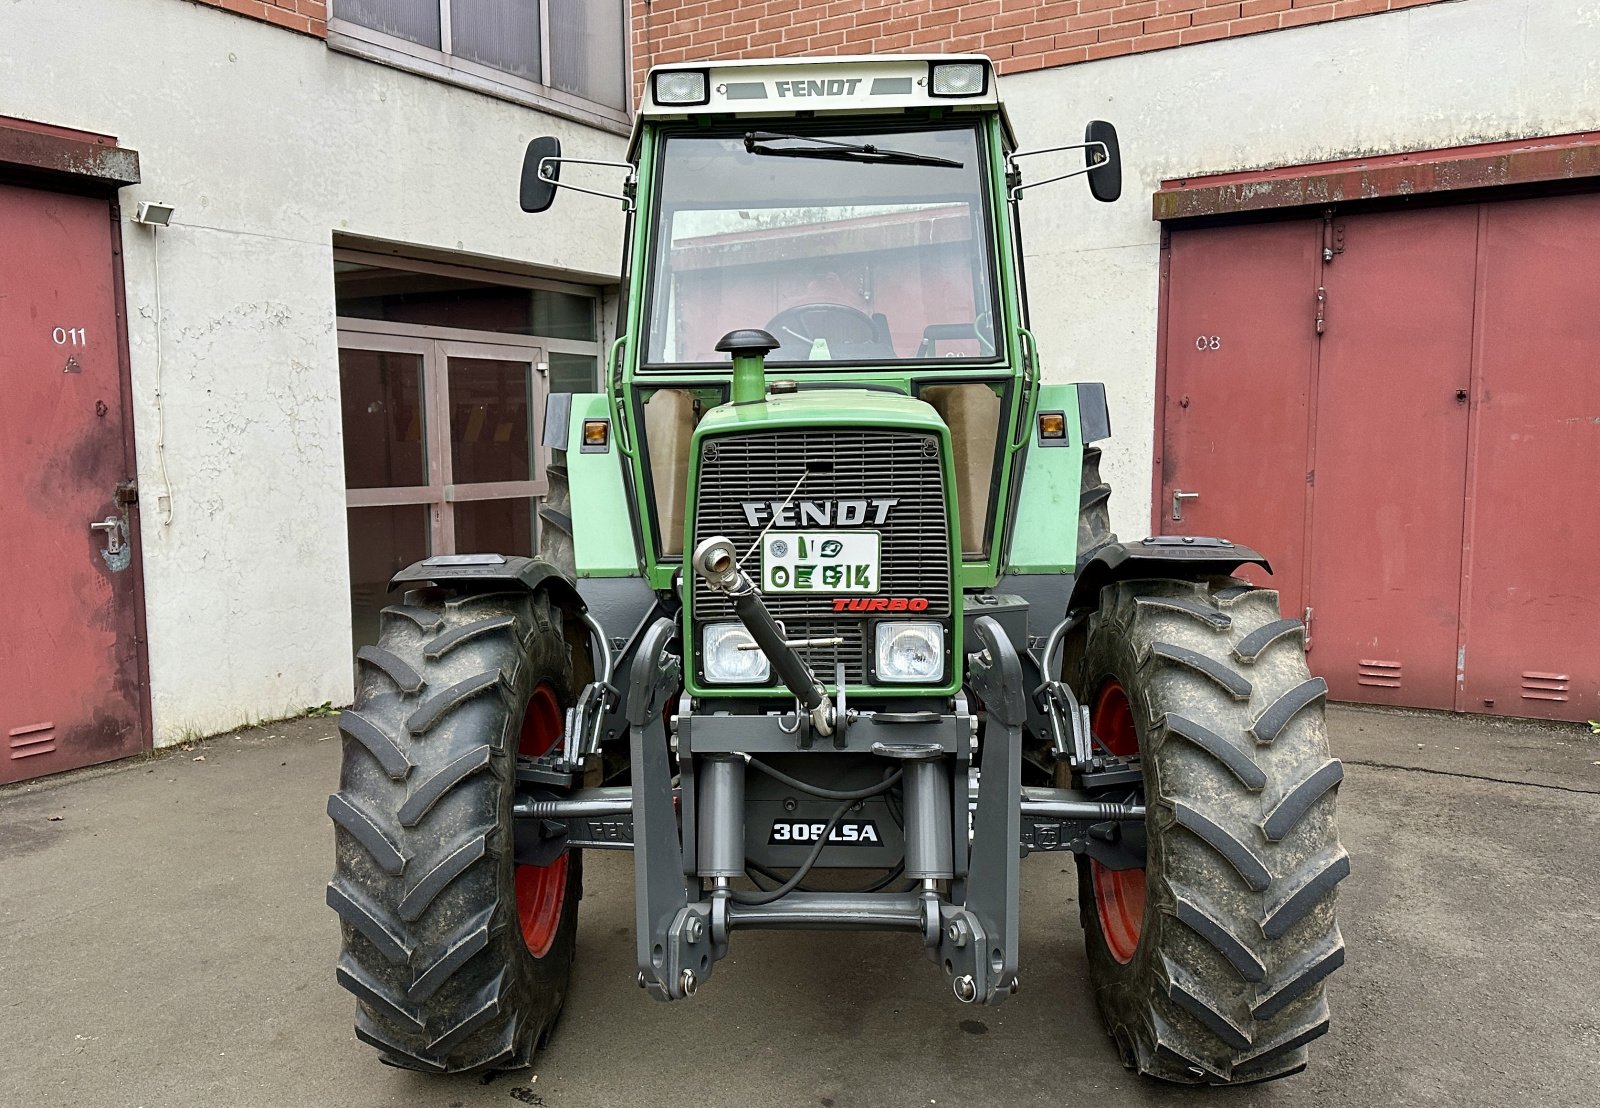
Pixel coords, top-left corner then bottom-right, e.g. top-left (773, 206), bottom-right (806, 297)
top-left (729, 767), bottom-right (902, 905)
top-left (745, 755), bottom-right (903, 802)
top-left (729, 795), bottom-right (854, 905)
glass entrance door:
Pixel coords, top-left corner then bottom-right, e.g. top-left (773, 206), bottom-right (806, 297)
top-left (339, 329), bottom-right (546, 650)
top-left (442, 341), bottom-right (546, 559)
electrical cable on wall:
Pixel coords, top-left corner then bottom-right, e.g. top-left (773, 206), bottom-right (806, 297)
top-left (149, 223), bottom-right (175, 527)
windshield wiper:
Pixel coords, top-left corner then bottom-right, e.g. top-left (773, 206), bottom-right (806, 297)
top-left (743, 131), bottom-right (963, 169)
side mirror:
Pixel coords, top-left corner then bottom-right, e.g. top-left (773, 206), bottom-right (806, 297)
top-left (1085, 121), bottom-right (1121, 204)
top-left (520, 136), bottom-right (562, 213)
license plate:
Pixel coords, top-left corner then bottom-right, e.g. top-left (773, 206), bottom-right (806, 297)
top-left (769, 819), bottom-right (883, 846)
top-left (760, 531), bottom-right (880, 594)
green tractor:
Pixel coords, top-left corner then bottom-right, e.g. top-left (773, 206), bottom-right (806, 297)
top-left (328, 55), bottom-right (1346, 1085)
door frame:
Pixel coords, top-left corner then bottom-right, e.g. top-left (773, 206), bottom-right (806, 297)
top-left (110, 196), bottom-right (155, 755)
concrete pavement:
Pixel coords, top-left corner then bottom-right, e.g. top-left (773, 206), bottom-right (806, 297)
top-left (2, 706), bottom-right (1598, 1108)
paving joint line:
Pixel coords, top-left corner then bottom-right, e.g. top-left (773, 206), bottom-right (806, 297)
top-left (1343, 758), bottom-right (1600, 796)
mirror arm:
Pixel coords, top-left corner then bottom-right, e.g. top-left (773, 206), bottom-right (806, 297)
top-left (538, 156), bottom-right (638, 211)
top-left (1008, 140), bottom-right (1107, 161)
top-left (1005, 141), bottom-right (1110, 202)
top-left (1008, 165), bottom-right (1095, 202)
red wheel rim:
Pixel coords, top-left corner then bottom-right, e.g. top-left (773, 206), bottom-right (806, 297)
top-left (515, 683), bottom-right (568, 959)
top-left (1089, 680), bottom-right (1146, 965)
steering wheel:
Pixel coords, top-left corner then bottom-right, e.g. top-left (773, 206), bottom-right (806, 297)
top-left (765, 303), bottom-right (880, 360)
top-left (973, 310), bottom-right (996, 356)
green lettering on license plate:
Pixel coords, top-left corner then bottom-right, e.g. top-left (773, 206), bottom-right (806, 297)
top-left (761, 531), bottom-right (880, 594)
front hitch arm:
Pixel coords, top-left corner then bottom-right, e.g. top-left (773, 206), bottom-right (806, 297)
top-left (690, 535), bottom-right (836, 736)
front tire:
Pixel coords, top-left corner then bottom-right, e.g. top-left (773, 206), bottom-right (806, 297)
top-left (328, 588), bottom-right (580, 1073)
top-left (1073, 579), bottom-right (1347, 1084)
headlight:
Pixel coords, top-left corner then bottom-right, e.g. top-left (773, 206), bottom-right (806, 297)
top-left (874, 621), bottom-right (945, 683)
top-left (702, 622), bottom-right (771, 684)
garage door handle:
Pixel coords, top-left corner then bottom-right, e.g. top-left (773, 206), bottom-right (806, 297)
top-left (1171, 491), bottom-right (1199, 522)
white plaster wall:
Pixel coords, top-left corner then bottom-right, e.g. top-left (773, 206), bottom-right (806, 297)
top-left (1001, 0), bottom-right (1600, 541)
top-left (0, 0), bottom-right (628, 743)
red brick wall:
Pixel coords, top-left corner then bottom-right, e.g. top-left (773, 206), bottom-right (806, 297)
top-left (192, 0), bottom-right (328, 38)
top-left (634, 0), bottom-right (1445, 95)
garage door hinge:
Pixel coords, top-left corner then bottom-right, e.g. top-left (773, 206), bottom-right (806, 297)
top-left (1314, 286), bottom-right (1327, 334)
top-left (1321, 210), bottom-right (1344, 263)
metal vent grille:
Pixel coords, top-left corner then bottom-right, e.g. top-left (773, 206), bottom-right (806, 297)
top-left (1520, 672), bottom-right (1570, 702)
top-left (1356, 660), bottom-right (1402, 688)
top-left (692, 428), bottom-right (951, 687)
top-left (9, 721), bottom-right (56, 761)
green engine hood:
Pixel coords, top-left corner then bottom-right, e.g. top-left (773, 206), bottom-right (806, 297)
top-left (692, 387), bottom-right (948, 438)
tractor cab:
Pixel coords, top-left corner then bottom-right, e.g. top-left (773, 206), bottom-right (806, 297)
top-left (522, 54), bottom-right (1120, 596)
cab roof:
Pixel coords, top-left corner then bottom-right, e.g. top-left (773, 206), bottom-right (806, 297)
top-left (631, 54), bottom-right (1015, 152)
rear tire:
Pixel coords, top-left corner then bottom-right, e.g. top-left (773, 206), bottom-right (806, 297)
top-left (1076, 444), bottom-right (1116, 567)
top-left (1073, 578), bottom-right (1346, 1084)
top-left (328, 589), bottom-right (581, 1073)
top-left (538, 454), bottom-right (576, 579)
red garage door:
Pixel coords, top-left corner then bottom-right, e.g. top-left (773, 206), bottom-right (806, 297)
top-left (1459, 195), bottom-right (1600, 715)
top-left (1158, 192), bottom-right (1600, 722)
top-left (1157, 220), bottom-right (1319, 613)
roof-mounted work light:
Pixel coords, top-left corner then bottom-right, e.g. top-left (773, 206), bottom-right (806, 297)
top-left (929, 61), bottom-right (987, 98)
top-left (653, 69), bottom-right (709, 106)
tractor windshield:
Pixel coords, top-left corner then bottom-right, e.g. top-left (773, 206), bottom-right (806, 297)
top-left (644, 123), bottom-right (1000, 368)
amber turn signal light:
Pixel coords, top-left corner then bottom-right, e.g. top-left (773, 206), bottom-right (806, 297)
top-left (1038, 412), bottom-right (1067, 440)
top-left (582, 419), bottom-right (610, 450)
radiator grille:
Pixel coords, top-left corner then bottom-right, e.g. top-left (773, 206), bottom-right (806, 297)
top-left (692, 428), bottom-right (952, 687)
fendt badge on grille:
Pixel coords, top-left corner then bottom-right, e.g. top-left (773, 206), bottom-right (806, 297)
top-left (740, 498), bottom-right (899, 528)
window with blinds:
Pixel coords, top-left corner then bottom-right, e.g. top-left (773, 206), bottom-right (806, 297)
top-left (331, 0), bottom-right (627, 118)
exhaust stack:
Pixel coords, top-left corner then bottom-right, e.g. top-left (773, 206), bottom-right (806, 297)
top-left (715, 328), bottom-right (781, 405)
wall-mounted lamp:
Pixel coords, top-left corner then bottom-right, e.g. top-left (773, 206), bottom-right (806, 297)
top-left (134, 201), bottom-right (176, 226)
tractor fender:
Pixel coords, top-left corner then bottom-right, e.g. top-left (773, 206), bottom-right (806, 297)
top-left (390, 554), bottom-right (596, 690)
top-left (1066, 536), bottom-right (1270, 616)
top-left (390, 554), bottom-right (586, 619)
